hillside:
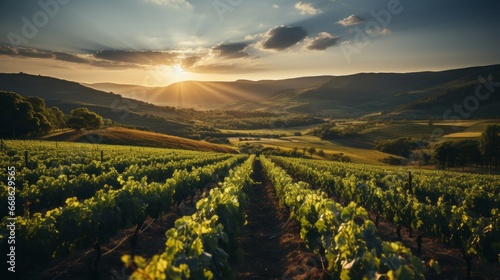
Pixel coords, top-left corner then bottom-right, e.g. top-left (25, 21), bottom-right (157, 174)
top-left (2, 64), bottom-right (500, 123)
top-left (84, 64), bottom-right (500, 118)
top-left (276, 64), bottom-right (500, 117)
top-left (0, 73), bottom-right (192, 135)
top-left (86, 76), bottom-right (332, 108)
top-left (40, 127), bottom-right (237, 153)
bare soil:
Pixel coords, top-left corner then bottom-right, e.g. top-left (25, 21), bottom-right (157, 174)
top-left (370, 213), bottom-right (500, 280)
top-left (233, 159), bottom-right (329, 280)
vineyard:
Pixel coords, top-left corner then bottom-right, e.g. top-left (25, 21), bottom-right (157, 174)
top-left (0, 140), bottom-right (499, 279)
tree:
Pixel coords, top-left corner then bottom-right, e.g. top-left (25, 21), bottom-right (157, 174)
top-left (375, 138), bottom-right (421, 158)
top-left (432, 142), bottom-right (457, 169)
top-left (307, 147), bottom-right (316, 156)
top-left (302, 147), bottom-right (307, 155)
top-left (0, 91), bottom-right (57, 137)
top-left (48, 107), bottom-right (66, 128)
top-left (290, 147), bottom-right (300, 157)
top-left (67, 108), bottom-right (103, 130)
top-left (432, 140), bottom-right (481, 170)
top-left (479, 125), bottom-right (500, 170)
top-left (317, 149), bottom-right (325, 157)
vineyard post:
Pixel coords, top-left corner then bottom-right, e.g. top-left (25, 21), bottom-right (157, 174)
top-left (101, 150), bottom-right (104, 162)
top-left (24, 150), bottom-right (29, 167)
top-left (1, 138), bottom-right (3, 152)
top-left (408, 171), bottom-right (412, 195)
top-left (408, 171), bottom-right (413, 237)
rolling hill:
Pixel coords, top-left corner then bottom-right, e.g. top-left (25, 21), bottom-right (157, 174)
top-left (2, 64), bottom-right (500, 125)
top-left (85, 76), bottom-right (332, 108)
top-left (0, 73), bottom-right (193, 136)
top-left (41, 127), bottom-right (237, 153)
top-left (84, 64), bottom-right (500, 118)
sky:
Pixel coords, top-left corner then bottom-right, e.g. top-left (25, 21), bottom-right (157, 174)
top-left (0, 0), bottom-right (499, 86)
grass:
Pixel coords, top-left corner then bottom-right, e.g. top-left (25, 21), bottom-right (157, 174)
top-left (41, 127), bottom-right (237, 153)
top-left (223, 123), bottom-right (319, 136)
top-left (442, 132), bottom-right (482, 138)
top-left (230, 135), bottom-right (398, 165)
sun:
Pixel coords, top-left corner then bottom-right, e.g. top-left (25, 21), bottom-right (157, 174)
top-left (173, 64), bottom-right (184, 74)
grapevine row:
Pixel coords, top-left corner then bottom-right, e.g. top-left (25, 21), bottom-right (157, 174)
top-left (272, 156), bottom-right (499, 278)
top-left (1, 155), bottom-right (245, 276)
top-left (260, 156), bottom-right (432, 279)
top-left (124, 156), bottom-right (256, 279)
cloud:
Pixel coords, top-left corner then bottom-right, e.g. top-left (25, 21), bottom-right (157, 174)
top-left (0, 47), bottom-right (85, 62)
top-left (367, 28), bottom-right (391, 35)
top-left (304, 32), bottom-right (339, 50)
top-left (0, 47), bottom-right (164, 69)
top-left (259, 26), bottom-right (308, 50)
top-left (272, 4), bottom-right (279, 8)
top-left (213, 43), bottom-right (249, 59)
top-left (338, 15), bottom-right (365, 26)
top-left (295, 2), bottom-right (321, 15)
top-left (16, 48), bottom-right (53, 59)
top-left (143, 0), bottom-right (192, 8)
top-left (0, 45), bottom-right (260, 74)
top-left (188, 63), bottom-right (262, 74)
top-left (0, 47), bottom-right (16, 55)
top-left (93, 50), bottom-right (177, 65)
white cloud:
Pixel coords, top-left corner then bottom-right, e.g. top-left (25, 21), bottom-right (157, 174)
top-left (338, 15), bottom-right (365, 26)
top-left (295, 2), bottom-right (321, 15)
top-left (304, 32), bottom-right (339, 50)
top-left (367, 28), bottom-right (392, 35)
top-left (143, 0), bottom-right (192, 9)
top-left (272, 4), bottom-right (279, 9)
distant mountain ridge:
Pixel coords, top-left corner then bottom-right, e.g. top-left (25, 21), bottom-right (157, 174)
top-left (86, 76), bottom-right (333, 108)
top-left (2, 64), bottom-right (500, 122)
top-left (83, 64), bottom-right (500, 118)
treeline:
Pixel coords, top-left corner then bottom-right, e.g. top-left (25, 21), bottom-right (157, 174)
top-left (210, 114), bottom-right (324, 130)
top-left (0, 91), bottom-right (65, 137)
top-left (375, 138), bottom-right (427, 158)
top-left (181, 109), bottom-right (324, 130)
top-left (311, 122), bottom-right (372, 139)
top-left (0, 91), bottom-right (104, 138)
top-left (433, 125), bottom-right (500, 170)
top-left (181, 109), bottom-right (276, 120)
top-left (374, 125), bottom-right (500, 170)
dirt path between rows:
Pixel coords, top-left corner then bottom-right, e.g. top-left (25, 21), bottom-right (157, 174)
top-left (233, 159), bottom-right (329, 280)
top-left (371, 213), bottom-right (500, 280)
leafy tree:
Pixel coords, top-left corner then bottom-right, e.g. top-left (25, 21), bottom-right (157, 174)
top-left (0, 91), bottom-right (60, 137)
top-left (48, 107), bottom-right (66, 128)
top-left (317, 149), bottom-right (325, 157)
top-left (479, 125), bottom-right (500, 169)
top-left (67, 108), bottom-right (104, 130)
top-left (307, 147), bottom-right (316, 156)
top-left (375, 138), bottom-right (422, 158)
top-left (432, 142), bottom-right (456, 169)
top-left (432, 140), bottom-right (482, 170)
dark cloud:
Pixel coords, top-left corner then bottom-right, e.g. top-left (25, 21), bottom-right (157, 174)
top-left (54, 52), bottom-right (90, 64)
top-left (16, 48), bottom-right (53, 59)
top-left (0, 46), bottom-right (16, 55)
top-left (0, 46), bottom-right (144, 68)
top-left (305, 32), bottom-right (339, 51)
top-left (93, 50), bottom-right (177, 65)
top-left (261, 26), bottom-right (308, 50)
top-left (213, 43), bottom-right (249, 58)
